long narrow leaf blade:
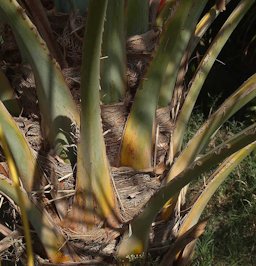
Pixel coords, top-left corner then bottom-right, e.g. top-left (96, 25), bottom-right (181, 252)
top-left (0, 0), bottom-right (79, 157)
top-left (160, 219), bottom-right (208, 266)
top-left (0, 125), bottom-right (34, 265)
top-left (0, 178), bottom-right (75, 262)
top-left (169, 0), bottom-right (232, 126)
top-left (167, 73), bottom-right (256, 184)
top-left (23, 0), bottom-right (66, 68)
top-left (0, 70), bottom-right (20, 115)
top-left (178, 142), bottom-right (256, 237)
top-left (101, 0), bottom-right (126, 103)
top-left (0, 101), bottom-right (41, 191)
top-left (156, 0), bottom-right (176, 28)
top-left (173, 141), bottom-right (256, 264)
top-left (120, 0), bottom-right (208, 169)
top-left (126, 0), bottom-right (149, 36)
top-left (163, 73), bottom-right (256, 218)
top-left (75, 0), bottom-right (119, 228)
top-left (171, 0), bottom-right (254, 158)
top-left (117, 122), bottom-right (256, 257)
top-left (158, 1), bottom-right (208, 106)
top-left (186, 0), bottom-right (232, 61)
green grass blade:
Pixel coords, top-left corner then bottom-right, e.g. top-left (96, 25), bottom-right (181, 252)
top-left (0, 70), bottom-right (20, 116)
top-left (171, 0), bottom-right (254, 159)
top-left (0, 101), bottom-right (41, 192)
top-left (126, 0), bottom-right (149, 36)
top-left (117, 122), bottom-right (256, 257)
top-left (120, 0), bottom-right (208, 169)
top-left (101, 0), bottom-right (126, 103)
top-left (0, 0), bottom-right (79, 157)
top-left (75, 0), bottom-right (118, 227)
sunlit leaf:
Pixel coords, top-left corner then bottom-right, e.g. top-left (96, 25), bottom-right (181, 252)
top-left (0, 0), bottom-right (79, 158)
top-left (74, 0), bottom-right (119, 229)
top-left (0, 125), bottom-right (34, 266)
top-left (126, 0), bottom-right (149, 36)
top-left (120, 0), bottom-right (208, 169)
top-left (101, 0), bottom-right (126, 103)
top-left (160, 219), bottom-right (208, 266)
top-left (0, 177), bottom-right (76, 262)
top-left (118, 122), bottom-right (256, 257)
top-left (0, 70), bottom-right (20, 116)
top-left (0, 101), bottom-right (41, 191)
top-left (171, 0), bottom-right (254, 159)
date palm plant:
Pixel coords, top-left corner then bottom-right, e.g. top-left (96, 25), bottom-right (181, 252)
top-left (0, 0), bottom-right (255, 264)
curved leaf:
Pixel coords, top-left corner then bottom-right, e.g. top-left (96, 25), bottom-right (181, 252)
top-left (169, 0), bottom-right (232, 126)
top-left (117, 122), bottom-right (256, 257)
top-left (120, 0), bottom-right (208, 169)
top-left (178, 142), bottom-right (256, 237)
top-left (74, 0), bottom-right (119, 229)
top-left (156, 0), bottom-right (176, 28)
top-left (101, 0), bottom-right (126, 103)
top-left (0, 125), bottom-right (34, 265)
top-left (0, 0), bottom-right (79, 157)
top-left (158, 1), bottom-right (208, 106)
top-left (0, 177), bottom-right (76, 263)
top-left (126, 0), bottom-right (149, 36)
top-left (160, 219), bottom-right (208, 266)
top-left (166, 73), bottom-right (256, 183)
top-left (173, 141), bottom-right (256, 264)
top-left (162, 72), bottom-right (256, 218)
top-left (0, 70), bottom-right (20, 115)
top-left (0, 101), bottom-right (41, 191)
top-left (171, 0), bottom-right (254, 159)
top-left (23, 0), bottom-right (66, 68)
